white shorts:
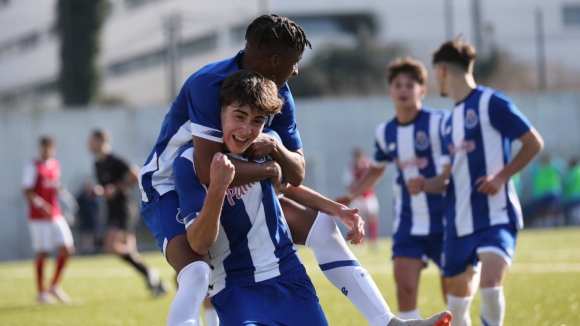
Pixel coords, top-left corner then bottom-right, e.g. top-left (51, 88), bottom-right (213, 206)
top-left (353, 195), bottom-right (379, 217)
top-left (28, 217), bottom-right (74, 253)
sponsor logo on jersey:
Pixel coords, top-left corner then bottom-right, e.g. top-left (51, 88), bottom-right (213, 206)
top-left (395, 157), bottom-right (429, 170)
top-left (465, 109), bottom-right (479, 129)
top-left (226, 182), bottom-right (256, 206)
top-left (415, 131), bottom-right (430, 151)
top-left (448, 140), bottom-right (476, 156)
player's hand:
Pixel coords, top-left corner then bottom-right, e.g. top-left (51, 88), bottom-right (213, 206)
top-left (104, 184), bottom-right (118, 200)
top-left (335, 194), bottom-right (354, 206)
top-left (475, 174), bottom-right (506, 195)
top-left (209, 153), bottom-right (235, 190)
top-left (267, 161), bottom-right (283, 194)
top-left (407, 175), bottom-right (425, 195)
top-left (337, 206), bottom-right (365, 245)
top-left (245, 133), bottom-right (278, 159)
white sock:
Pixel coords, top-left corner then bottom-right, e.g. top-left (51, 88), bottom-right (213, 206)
top-left (480, 287), bottom-right (504, 326)
top-left (397, 309), bottom-right (420, 319)
top-left (447, 294), bottom-right (473, 326)
top-left (203, 306), bottom-right (219, 326)
top-left (167, 262), bottom-right (210, 326)
top-left (306, 213), bottom-right (393, 326)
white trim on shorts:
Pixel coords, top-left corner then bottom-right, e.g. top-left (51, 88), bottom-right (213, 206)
top-left (28, 217), bottom-right (74, 253)
top-left (477, 246), bottom-right (513, 266)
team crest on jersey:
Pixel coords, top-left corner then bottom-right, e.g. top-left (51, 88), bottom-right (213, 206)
top-left (175, 208), bottom-right (185, 224)
top-left (415, 131), bottom-right (430, 151)
top-left (388, 143), bottom-right (396, 151)
top-left (465, 109), bottom-right (479, 129)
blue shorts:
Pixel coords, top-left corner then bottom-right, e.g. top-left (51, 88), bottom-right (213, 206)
top-left (392, 232), bottom-right (444, 268)
top-left (211, 265), bottom-right (329, 326)
top-left (442, 223), bottom-right (518, 277)
top-left (140, 191), bottom-right (185, 256)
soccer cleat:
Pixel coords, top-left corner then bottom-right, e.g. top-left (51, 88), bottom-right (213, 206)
top-left (49, 285), bottom-right (71, 303)
top-left (145, 268), bottom-right (160, 290)
top-left (387, 311), bottom-right (452, 326)
top-left (153, 281), bottom-right (169, 298)
top-left (36, 292), bottom-right (56, 305)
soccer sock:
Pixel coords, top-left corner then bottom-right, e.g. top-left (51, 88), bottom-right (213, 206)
top-left (35, 257), bottom-right (45, 293)
top-left (167, 262), bottom-right (210, 326)
top-left (397, 309), bottom-right (421, 319)
top-left (305, 213), bottom-right (393, 326)
top-left (203, 306), bottom-right (219, 326)
top-left (446, 294), bottom-right (473, 326)
top-left (51, 254), bottom-right (69, 286)
top-left (480, 287), bottom-right (505, 326)
top-left (120, 253), bottom-right (149, 277)
top-left (368, 219), bottom-right (379, 242)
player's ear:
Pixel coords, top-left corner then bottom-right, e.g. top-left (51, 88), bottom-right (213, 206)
top-left (270, 54), bottom-right (281, 68)
top-left (419, 85), bottom-right (427, 99)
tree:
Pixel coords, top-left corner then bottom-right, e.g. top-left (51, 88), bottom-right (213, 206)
top-left (57, 0), bottom-right (108, 106)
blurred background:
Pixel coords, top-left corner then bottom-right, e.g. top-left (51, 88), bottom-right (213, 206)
top-left (1, 0), bottom-right (580, 261)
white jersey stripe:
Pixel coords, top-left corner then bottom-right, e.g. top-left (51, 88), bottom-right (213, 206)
top-left (479, 90), bottom-right (509, 226)
top-left (429, 114), bottom-right (444, 175)
top-left (452, 104), bottom-right (474, 236)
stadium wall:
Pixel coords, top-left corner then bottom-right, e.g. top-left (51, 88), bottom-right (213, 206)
top-left (0, 92), bottom-right (578, 261)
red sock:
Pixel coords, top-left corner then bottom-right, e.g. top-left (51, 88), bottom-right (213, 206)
top-left (51, 254), bottom-right (69, 287)
top-left (368, 219), bottom-right (379, 241)
top-left (36, 257), bottom-right (45, 293)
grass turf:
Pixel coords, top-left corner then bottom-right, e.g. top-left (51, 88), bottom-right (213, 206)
top-left (0, 227), bottom-right (579, 325)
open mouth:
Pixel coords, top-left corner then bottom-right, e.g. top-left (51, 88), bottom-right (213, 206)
top-left (232, 135), bottom-right (249, 145)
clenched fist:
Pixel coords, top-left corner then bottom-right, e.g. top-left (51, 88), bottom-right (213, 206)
top-left (210, 153), bottom-right (235, 190)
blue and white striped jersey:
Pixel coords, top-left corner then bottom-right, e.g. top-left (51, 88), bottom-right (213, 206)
top-left (441, 86), bottom-right (532, 238)
top-left (173, 143), bottom-right (302, 296)
top-left (138, 51), bottom-right (302, 203)
top-left (372, 108), bottom-right (447, 236)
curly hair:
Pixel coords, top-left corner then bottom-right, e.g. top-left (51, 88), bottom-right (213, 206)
top-left (245, 14), bottom-right (312, 53)
top-left (387, 56), bottom-right (428, 85)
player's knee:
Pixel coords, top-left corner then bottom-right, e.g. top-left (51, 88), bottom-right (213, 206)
top-left (396, 280), bottom-right (418, 297)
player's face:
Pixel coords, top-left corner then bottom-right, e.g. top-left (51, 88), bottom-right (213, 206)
top-left (434, 64), bottom-right (449, 97)
top-left (88, 135), bottom-right (101, 154)
top-left (270, 50), bottom-right (302, 88)
top-left (388, 73), bottom-right (425, 109)
top-left (39, 144), bottom-right (56, 160)
top-left (221, 104), bottom-right (266, 154)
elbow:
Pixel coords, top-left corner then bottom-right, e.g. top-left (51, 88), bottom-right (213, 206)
top-left (286, 171), bottom-right (305, 187)
top-left (189, 242), bottom-right (210, 256)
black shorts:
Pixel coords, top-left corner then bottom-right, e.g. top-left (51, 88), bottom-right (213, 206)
top-left (106, 197), bottom-right (138, 233)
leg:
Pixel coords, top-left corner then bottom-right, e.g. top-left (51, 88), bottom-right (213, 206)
top-left (393, 257), bottom-right (423, 318)
top-left (202, 297), bottom-right (219, 326)
top-left (35, 251), bottom-right (49, 300)
top-left (478, 253), bottom-right (509, 326)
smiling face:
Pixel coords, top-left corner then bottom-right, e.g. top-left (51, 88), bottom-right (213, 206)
top-left (388, 72), bottom-right (426, 110)
top-left (221, 104), bottom-right (267, 154)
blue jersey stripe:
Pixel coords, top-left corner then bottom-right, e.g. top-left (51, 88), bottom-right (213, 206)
top-left (220, 207), bottom-right (256, 286)
top-left (319, 260), bottom-right (361, 271)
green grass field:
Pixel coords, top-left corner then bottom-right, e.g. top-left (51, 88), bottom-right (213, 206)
top-left (1, 227), bottom-right (579, 326)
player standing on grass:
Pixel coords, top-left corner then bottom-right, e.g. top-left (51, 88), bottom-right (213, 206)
top-left (337, 57), bottom-right (450, 320)
top-left (407, 40), bottom-right (544, 326)
top-left (88, 129), bottom-right (168, 297)
top-left (22, 136), bottom-right (74, 304)
top-left (343, 147), bottom-right (381, 251)
top-left (140, 14), bottom-right (452, 326)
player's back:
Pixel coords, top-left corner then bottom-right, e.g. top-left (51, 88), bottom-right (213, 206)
top-left (173, 143), bottom-right (302, 297)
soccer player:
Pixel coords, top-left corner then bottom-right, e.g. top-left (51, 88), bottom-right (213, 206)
top-left (88, 129), bottom-right (167, 296)
top-left (407, 40), bottom-right (544, 326)
top-left (337, 57), bottom-right (449, 319)
top-left (22, 136), bottom-right (74, 304)
top-left (344, 147), bottom-right (381, 251)
top-left (140, 14), bottom-right (451, 326)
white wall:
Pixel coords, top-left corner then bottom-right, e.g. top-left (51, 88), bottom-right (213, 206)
top-left (1, 92), bottom-right (579, 261)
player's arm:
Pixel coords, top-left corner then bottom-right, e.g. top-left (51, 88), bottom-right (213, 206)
top-left (22, 162), bottom-right (52, 216)
top-left (118, 164), bottom-right (139, 191)
top-left (336, 165), bottom-right (386, 206)
top-left (193, 136), bottom-right (281, 187)
top-left (476, 128), bottom-right (543, 195)
top-left (244, 133), bottom-right (305, 187)
top-left (180, 153), bottom-right (234, 255)
top-left (283, 185), bottom-right (364, 244)
top-left (408, 164), bottom-right (451, 195)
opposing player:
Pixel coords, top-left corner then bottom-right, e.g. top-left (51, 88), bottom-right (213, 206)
top-left (22, 136), bottom-right (74, 304)
top-left (140, 14), bottom-right (451, 326)
top-left (344, 147), bottom-right (380, 251)
top-left (88, 129), bottom-right (167, 296)
top-left (407, 40), bottom-right (544, 326)
top-left (337, 57), bottom-right (448, 319)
